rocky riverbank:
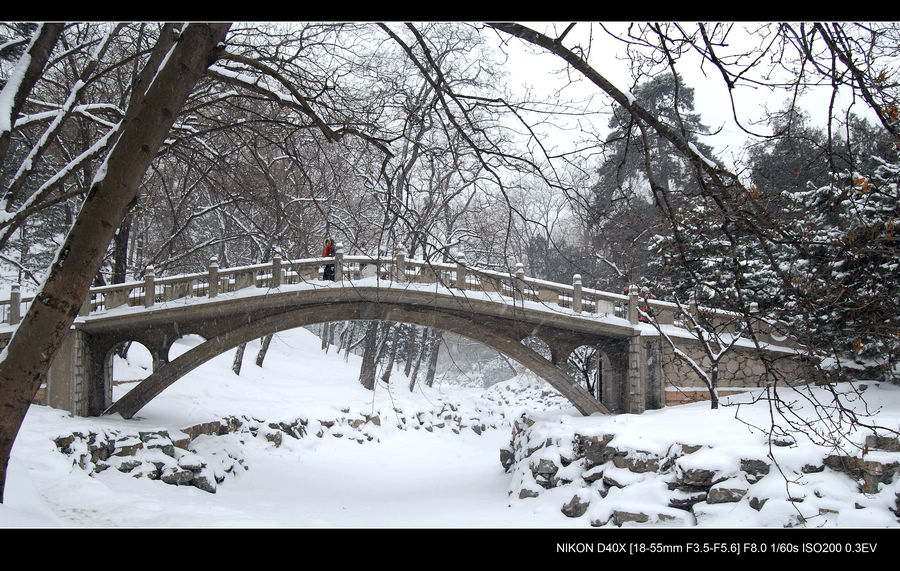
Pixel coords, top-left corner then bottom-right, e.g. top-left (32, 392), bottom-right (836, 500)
top-left (501, 414), bottom-right (900, 527)
top-left (52, 402), bottom-right (495, 494)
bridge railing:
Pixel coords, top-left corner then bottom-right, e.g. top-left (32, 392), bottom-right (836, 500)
top-left (0, 244), bottom-right (795, 347)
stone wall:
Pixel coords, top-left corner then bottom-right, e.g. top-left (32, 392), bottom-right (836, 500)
top-left (657, 335), bottom-right (811, 406)
top-left (53, 403), bottom-right (494, 494)
top-left (501, 414), bottom-right (900, 527)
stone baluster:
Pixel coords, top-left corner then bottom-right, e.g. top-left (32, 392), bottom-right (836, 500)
top-left (334, 243), bottom-right (344, 281)
top-left (208, 256), bottom-right (219, 298)
top-left (514, 262), bottom-right (525, 302)
top-left (144, 266), bottom-right (156, 308)
top-left (572, 274), bottom-right (582, 313)
top-left (456, 252), bottom-right (467, 291)
top-left (627, 284), bottom-right (639, 324)
top-left (395, 248), bottom-right (407, 282)
top-left (272, 255), bottom-right (282, 288)
top-left (8, 284), bottom-right (20, 324)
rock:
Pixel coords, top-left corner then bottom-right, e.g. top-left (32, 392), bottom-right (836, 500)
top-left (177, 452), bottom-right (205, 472)
top-left (582, 466), bottom-right (604, 484)
top-left (657, 512), bottom-right (686, 524)
top-left (115, 459), bottom-right (142, 473)
top-left (531, 458), bottom-right (559, 478)
top-left (113, 437), bottom-right (143, 457)
top-left (613, 451), bottom-right (660, 473)
top-left (678, 467), bottom-right (718, 488)
top-left (534, 473), bottom-right (555, 489)
top-left (772, 435), bottom-right (796, 447)
top-left (171, 433), bottom-right (191, 450)
top-left (223, 416), bottom-right (242, 434)
top-left (866, 434), bottom-right (900, 452)
top-left (603, 473), bottom-right (627, 489)
top-left (679, 444), bottom-right (704, 454)
top-left (708, 484), bottom-right (748, 504)
top-left (500, 448), bottom-right (515, 472)
top-left (264, 430), bottom-right (282, 447)
top-left (192, 471), bottom-right (217, 493)
top-left (576, 433), bottom-right (615, 467)
top-left (748, 496), bottom-right (767, 511)
top-left (561, 494), bottom-right (590, 518)
top-left (269, 421), bottom-right (303, 439)
top-left (824, 454), bottom-right (899, 488)
top-left (740, 458), bottom-right (770, 482)
top-left (160, 467), bottom-right (194, 486)
top-left (668, 488), bottom-right (708, 510)
top-left (88, 436), bottom-right (113, 463)
top-left (181, 420), bottom-right (225, 441)
top-left (141, 432), bottom-right (175, 457)
top-left (612, 510), bottom-right (649, 526)
top-left (54, 435), bottom-right (76, 454)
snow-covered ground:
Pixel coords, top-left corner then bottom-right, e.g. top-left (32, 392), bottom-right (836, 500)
top-left (1, 326), bottom-right (898, 531)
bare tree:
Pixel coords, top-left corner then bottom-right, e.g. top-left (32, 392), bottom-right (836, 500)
top-left (0, 23), bottom-right (231, 502)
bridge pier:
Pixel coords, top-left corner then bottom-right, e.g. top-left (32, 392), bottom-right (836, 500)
top-left (595, 335), bottom-right (662, 414)
top-left (44, 325), bottom-right (175, 417)
top-left (45, 327), bottom-right (112, 416)
top-left (627, 335), bottom-right (663, 413)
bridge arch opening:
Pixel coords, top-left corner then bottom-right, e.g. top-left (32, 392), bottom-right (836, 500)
top-left (521, 335), bottom-right (552, 361)
top-left (109, 341), bottom-right (153, 398)
top-left (102, 297), bottom-right (614, 419)
top-left (566, 344), bottom-right (601, 401)
top-left (168, 334), bottom-right (208, 361)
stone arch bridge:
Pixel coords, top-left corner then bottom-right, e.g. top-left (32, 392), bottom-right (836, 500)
top-left (0, 246), bottom-right (798, 419)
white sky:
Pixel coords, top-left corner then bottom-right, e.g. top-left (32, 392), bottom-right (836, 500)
top-left (492, 22), bottom-right (881, 172)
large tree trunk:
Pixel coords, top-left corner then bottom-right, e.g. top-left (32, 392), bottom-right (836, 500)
top-left (380, 325), bottom-right (402, 384)
top-left (359, 321), bottom-right (379, 390)
top-left (0, 23), bottom-right (230, 503)
top-left (321, 323), bottom-right (330, 351)
top-left (255, 334), bottom-right (273, 367)
top-left (403, 325), bottom-right (417, 377)
top-left (232, 343), bottom-right (247, 375)
top-left (424, 330), bottom-right (443, 388)
top-left (408, 327), bottom-right (430, 392)
top-left (342, 323), bottom-right (356, 362)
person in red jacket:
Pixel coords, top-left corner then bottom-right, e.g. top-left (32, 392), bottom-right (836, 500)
top-left (323, 237), bottom-right (336, 280)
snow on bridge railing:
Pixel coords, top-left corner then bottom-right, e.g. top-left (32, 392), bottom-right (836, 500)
top-left (0, 243), bottom-right (793, 346)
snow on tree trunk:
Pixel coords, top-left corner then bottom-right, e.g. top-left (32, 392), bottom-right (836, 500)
top-left (0, 24), bottom-right (63, 166)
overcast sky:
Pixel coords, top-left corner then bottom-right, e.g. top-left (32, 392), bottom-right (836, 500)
top-left (491, 22), bottom-right (880, 172)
